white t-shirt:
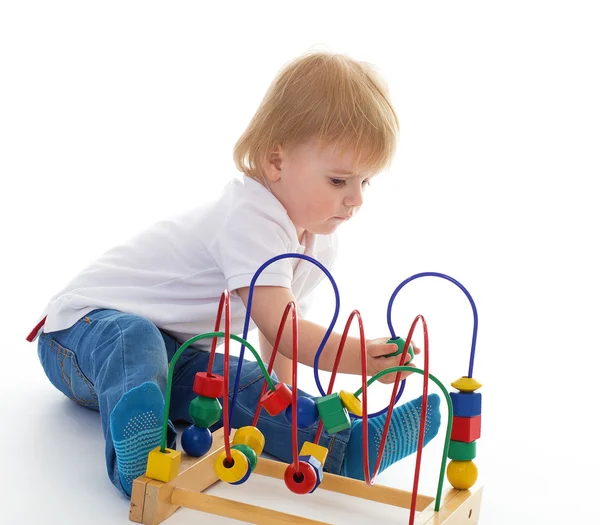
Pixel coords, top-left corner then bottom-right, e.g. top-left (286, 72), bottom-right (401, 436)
top-left (31, 175), bottom-right (337, 345)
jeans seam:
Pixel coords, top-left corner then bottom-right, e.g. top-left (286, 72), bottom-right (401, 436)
top-left (113, 317), bottom-right (129, 395)
top-left (49, 338), bottom-right (98, 407)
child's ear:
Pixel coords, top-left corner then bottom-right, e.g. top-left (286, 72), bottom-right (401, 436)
top-left (265, 146), bottom-right (283, 182)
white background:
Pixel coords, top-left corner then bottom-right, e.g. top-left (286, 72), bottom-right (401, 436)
top-left (2, 1), bottom-right (599, 524)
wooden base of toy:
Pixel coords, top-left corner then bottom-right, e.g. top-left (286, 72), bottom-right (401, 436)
top-left (129, 427), bottom-right (483, 525)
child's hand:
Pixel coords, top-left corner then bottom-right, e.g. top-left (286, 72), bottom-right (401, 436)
top-left (366, 338), bottom-right (419, 384)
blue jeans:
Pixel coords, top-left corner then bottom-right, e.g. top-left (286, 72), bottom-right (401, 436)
top-left (37, 309), bottom-right (349, 496)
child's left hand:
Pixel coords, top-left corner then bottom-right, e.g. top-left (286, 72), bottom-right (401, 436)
top-left (366, 338), bottom-right (420, 384)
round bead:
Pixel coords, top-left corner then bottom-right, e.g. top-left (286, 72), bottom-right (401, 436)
top-left (189, 396), bottom-right (222, 428)
top-left (232, 444), bottom-right (258, 471)
top-left (229, 459), bottom-right (252, 485)
top-left (232, 426), bottom-right (265, 456)
top-left (284, 461), bottom-right (318, 495)
top-left (285, 396), bottom-right (319, 429)
top-left (181, 425), bottom-right (213, 457)
top-left (214, 449), bottom-right (250, 484)
top-left (339, 390), bottom-right (362, 416)
top-left (193, 372), bottom-right (225, 398)
top-left (260, 383), bottom-right (293, 416)
top-left (446, 460), bottom-right (478, 490)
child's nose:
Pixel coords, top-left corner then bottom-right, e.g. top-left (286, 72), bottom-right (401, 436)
top-left (344, 185), bottom-right (364, 208)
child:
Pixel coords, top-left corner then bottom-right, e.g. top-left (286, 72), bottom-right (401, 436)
top-left (26, 50), bottom-right (441, 497)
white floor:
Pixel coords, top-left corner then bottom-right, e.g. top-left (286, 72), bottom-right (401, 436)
top-left (3, 337), bottom-right (598, 525)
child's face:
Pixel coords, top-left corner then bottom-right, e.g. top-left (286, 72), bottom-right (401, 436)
top-left (265, 139), bottom-right (375, 239)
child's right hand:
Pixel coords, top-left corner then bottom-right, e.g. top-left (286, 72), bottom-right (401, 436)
top-left (366, 338), bottom-right (417, 384)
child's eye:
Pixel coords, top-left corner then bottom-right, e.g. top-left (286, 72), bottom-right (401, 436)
top-left (329, 178), bottom-right (347, 187)
top-left (362, 179), bottom-right (371, 187)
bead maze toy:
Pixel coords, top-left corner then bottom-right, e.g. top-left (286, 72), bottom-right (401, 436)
top-left (129, 254), bottom-right (483, 525)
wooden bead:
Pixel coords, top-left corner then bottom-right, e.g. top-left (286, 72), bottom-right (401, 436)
top-left (299, 455), bottom-right (324, 493)
top-left (339, 390), bottom-right (362, 416)
top-left (232, 426), bottom-right (265, 456)
top-left (284, 460), bottom-right (318, 495)
top-left (214, 448), bottom-right (250, 484)
top-left (299, 441), bottom-right (328, 467)
top-left (315, 393), bottom-right (351, 434)
top-left (189, 395), bottom-right (222, 428)
top-left (450, 392), bottom-right (482, 417)
top-left (229, 459), bottom-right (252, 485)
top-left (383, 337), bottom-right (414, 363)
top-left (451, 376), bottom-right (482, 392)
top-left (285, 396), bottom-right (319, 429)
top-left (447, 460), bottom-right (478, 489)
top-left (181, 425), bottom-right (213, 457)
top-left (448, 440), bottom-right (477, 461)
top-left (260, 383), bottom-right (293, 416)
top-left (145, 446), bottom-right (181, 483)
top-left (232, 444), bottom-right (257, 472)
top-left (451, 415), bottom-right (481, 443)
top-left (193, 372), bottom-right (225, 398)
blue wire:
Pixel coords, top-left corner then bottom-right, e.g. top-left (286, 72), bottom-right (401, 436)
top-left (386, 272), bottom-right (479, 378)
top-left (228, 252), bottom-right (408, 422)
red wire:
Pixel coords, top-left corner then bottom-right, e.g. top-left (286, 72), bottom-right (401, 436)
top-left (408, 315), bottom-right (429, 525)
top-left (313, 311), bottom-right (352, 444)
top-left (220, 290), bottom-right (232, 461)
top-left (289, 302), bottom-right (300, 473)
top-left (251, 303), bottom-right (293, 427)
top-left (207, 293), bottom-right (226, 375)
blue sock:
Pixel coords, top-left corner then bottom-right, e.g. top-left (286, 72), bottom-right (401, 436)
top-left (340, 393), bottom-right (441, 480)
top-left (110, 381), bottom-right (164, 496)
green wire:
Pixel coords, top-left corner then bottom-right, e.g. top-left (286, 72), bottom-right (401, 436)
top-left (353, 366), bottom-right (453, 512)
top-left (159, 331), bottom-right (274, 452)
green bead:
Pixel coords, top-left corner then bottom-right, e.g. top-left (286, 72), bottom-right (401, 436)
top-left (315, 393), bottom-right (351, 434)
top-left (384, 337), bottom-right (414, 363)
top-left (232, 444), bottom-right (258, 471)
top-left (189, 396), bottom-right (222, 428)
top-left (448, 440), bottom-right (477, 461)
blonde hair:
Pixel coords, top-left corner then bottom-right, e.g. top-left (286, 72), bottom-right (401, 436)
top-left (233, 50), bottom-right (400, 180)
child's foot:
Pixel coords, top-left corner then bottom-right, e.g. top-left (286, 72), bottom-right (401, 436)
top-left (110, 381), bottom-right (164, 495)
top-left (340, 393), bottom-right (441, 480)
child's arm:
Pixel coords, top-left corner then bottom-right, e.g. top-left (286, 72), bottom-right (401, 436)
top-left (258, 330), bottom-right (294, 386)
top-left (237, 286), bottom-right (415, 384)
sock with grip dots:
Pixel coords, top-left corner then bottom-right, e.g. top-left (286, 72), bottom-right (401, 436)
top-left (110, 381), bottom-right (165, 495)
top-left (340, 393), bottom-right (441, 480)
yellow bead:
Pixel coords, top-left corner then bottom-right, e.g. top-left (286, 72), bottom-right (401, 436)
top-left (299, 441), bottom-right (328, 467)
top-left (145, 447), bottom-right (181, 483)
top-left (450, 376), bottom-right (482, 392)
top-left (232, 426), bottom-right (265, 456)
top-left (446, 460), bottom-right (478, 490)
top-left (214, 448), bottom-right (250, 484)
top-left (339, 390), bottom-right (362, 416)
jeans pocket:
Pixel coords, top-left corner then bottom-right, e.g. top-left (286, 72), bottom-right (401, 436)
top-left (39, 335), bottom-right (99, 410)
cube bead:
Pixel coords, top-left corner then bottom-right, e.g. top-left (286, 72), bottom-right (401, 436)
top-left (299, 441), bottom-right (329, 467)
top-left (315, 393), bottom-right (351, 434)
top-left (450, 392), bottom-right (482, 417)
top-left (260, 383), bottom-right (293, 416)
top-left (451, 415), bottom-right (481, 443)
top-left (145, 446), bottom-right (181, 483)
top-left (299, 454), bottom-right (324, 493)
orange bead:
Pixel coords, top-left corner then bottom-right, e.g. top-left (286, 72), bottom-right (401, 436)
top-left (260, 383), bottom-right (293, 416)
top-left (284, 460), bottom-right (317, 495)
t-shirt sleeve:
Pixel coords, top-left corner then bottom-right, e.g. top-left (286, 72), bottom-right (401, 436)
top-left (209, 208), bottom-right (295, 293)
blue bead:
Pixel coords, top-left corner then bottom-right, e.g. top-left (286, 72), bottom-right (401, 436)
top-left (285, 396), bottom-right (319, 429)
top-left (181, 425), bottom-right (213, 457)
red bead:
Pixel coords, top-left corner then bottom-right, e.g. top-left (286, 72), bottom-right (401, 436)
top-left (260, 383), bottom-right (293, 416)
top-left (284, 461), bottom-right (318, 495)
top-left (193, 372), bottom-right (224, 398)
top-left (451, 415), bottom-right (481, 443)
